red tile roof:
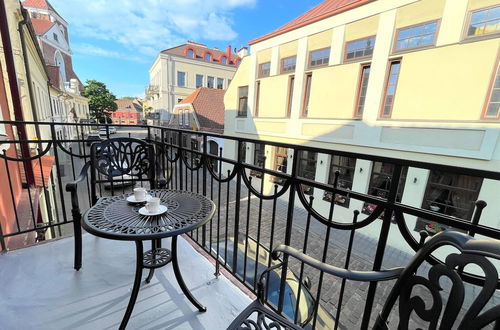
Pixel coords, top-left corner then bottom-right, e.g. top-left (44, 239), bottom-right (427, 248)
top-left (175, 87), bottom-right (225, 133)
top-left (22, 0), bottom-right (50, 9)
top-left (115, 99), bottom-right (142, 113)
top-left (33, 155), bottom-right (55, 188)
top-left (249, 0), bottom-right (373, 45)
top-left (19, 153), bottom-right (55, 188)
top-left (30, 18), bottom-right (54, 35)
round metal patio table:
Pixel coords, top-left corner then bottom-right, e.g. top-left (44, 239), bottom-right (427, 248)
top-left (82, 189), bottom-right (216, 330)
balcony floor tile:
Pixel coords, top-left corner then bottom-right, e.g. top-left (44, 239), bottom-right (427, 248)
top-left (0, 234), bottom-right (251, 329)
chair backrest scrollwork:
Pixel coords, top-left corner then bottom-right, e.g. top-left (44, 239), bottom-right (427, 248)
top-left (376, 231), bottom-right (500, 330)
top-left (90, 138), bottom-right (156, 205)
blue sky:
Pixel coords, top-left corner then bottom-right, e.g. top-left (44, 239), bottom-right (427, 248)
top-left (49, 0), bottom-right (323, 98)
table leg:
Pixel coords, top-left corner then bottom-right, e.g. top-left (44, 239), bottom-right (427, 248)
top-left (145, 239), bottom-right (156, 284)
top-left (172, 235), bottom-right (207, 312)
top-left (120, 240), bottom-right (144, 330)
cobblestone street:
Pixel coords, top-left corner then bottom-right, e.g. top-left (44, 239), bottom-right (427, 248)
top-left (177, 167), bottom-right (497, 329)
top-left (180, 171), bottom-right (414, 329)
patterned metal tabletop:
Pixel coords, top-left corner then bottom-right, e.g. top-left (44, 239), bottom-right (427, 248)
top-left (82, 189), bottom-right (216, 240)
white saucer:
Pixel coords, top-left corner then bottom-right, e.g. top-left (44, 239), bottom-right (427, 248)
top-left (127, 194), bottom-right (152, 204)
top-left (138, 205), bottom-right (168, 216)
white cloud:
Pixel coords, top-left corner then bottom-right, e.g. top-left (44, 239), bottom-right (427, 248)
top-left (51, 0), bottom-right (256, 58)
top-left (72, 43), bottom-right (144, 62)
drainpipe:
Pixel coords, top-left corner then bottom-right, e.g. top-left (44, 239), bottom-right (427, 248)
top-left (0, 0), bottom-right (35, 185)
top-left (18, 7), bottom-right (42, 140)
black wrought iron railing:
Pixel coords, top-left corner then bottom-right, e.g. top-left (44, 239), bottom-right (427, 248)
top-left (0, 120), bottom-right (499, 329)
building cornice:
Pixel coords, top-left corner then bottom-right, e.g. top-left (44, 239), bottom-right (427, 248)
top-left (160, 53), bottom-right (238, 71)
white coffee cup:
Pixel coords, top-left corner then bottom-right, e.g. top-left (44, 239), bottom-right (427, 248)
top-left (133, 188), bottom-right (147, 201)
top-left (146, 197), bottom-right (161, 213)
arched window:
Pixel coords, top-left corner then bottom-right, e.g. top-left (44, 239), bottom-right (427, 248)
top-left (54, 51), bottom-right (66, 83)
top-left (220, 56), bottom-right (227, 65)
top-left (187, 49), bottom-right (194, 58)
top-left (204, 52), bottom-right (212, 62)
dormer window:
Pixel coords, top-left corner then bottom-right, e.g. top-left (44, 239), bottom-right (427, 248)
top-left (187, 49), bottom-right (194, 59)
top-left (204, 52), bottom-right (212, 62)
top-left (221, 56), bottom-right (227, 65)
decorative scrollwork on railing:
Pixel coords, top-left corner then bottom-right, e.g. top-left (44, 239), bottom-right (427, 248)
top-left (152, 140), bottom-right (181, 163)
top-left (0, 141), bottom-right (53, 162)
top-left (294, 180), bottom-right (383, 230)
top-left (165, 147), bottom-right (180, 162)
top-left (203, 155), bottom-right (238, 183)
top-left (180, 149), bottom-right (203, 171)
top-left (392, 210), bottom-right (422, 252)
top-left (240, 168), bottom-right (291, 200)
top-left (56, 140), bottom-right (88, 159)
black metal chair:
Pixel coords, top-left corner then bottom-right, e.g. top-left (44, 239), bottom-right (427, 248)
top-left (227, 231), bottom-right (500, 329)
top-left (66, 137), bottom-right (166, 270)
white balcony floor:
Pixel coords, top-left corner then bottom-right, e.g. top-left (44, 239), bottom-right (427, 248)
top-left (0, 234), bottom-right (251, 329)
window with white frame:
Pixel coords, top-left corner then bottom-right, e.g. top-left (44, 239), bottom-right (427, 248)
top-left (297, 150), bottom-right (317, 195)
top-left (183, 110), bottom-right (189, 127)
top-left (196, 74), bottom-right (203, 88)
top-left (207, 76), bottom-right (214, 88)
top-left (177, 71), bottom-right (186, 87)
top-left (323, 155), bottom-right (356, 207)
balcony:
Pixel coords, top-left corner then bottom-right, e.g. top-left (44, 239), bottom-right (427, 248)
top-left (0, 121), bottom-right (499, 329)
top-left (145, 85), bottom-right (159, 97)
top-left (0, 235), bottom-right (251, 329)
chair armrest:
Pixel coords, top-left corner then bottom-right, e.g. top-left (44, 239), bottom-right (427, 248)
top-left (158, 177), bottom-right (167, 188)
top-left (155, 161), bottom-right (167, 188)
top-left (65, 162), bottom-right (91, 193)
top-left (271, 244), bottom-right (403, 282)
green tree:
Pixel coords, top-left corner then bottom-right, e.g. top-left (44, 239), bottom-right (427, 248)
top-left (82, 80), bottom-right (117, 123)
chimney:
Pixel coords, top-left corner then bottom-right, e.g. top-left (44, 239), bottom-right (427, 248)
top-left (237, 47), bottom-right (248, 58)
top-left (69, 78), bottom-right (78, 93)
top-left (226, 45), bottom-right (231, 59)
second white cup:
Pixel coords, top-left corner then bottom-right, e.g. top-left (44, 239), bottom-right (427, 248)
top-left (133, 187), bottom-right (147, 201)
top-left (146, 197), bottom-right (161, 213)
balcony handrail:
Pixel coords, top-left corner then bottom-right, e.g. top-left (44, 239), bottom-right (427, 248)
top-left (0, 120), bottom-right (498, 180)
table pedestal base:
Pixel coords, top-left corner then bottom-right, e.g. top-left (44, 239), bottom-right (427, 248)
top-left (119, 236), bottom-right (206, 330)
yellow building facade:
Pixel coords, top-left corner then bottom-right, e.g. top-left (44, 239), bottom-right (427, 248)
top-left (148, 42), bottom-right (240, 123)
top-left (223, 0), bottom-right (500, 253)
